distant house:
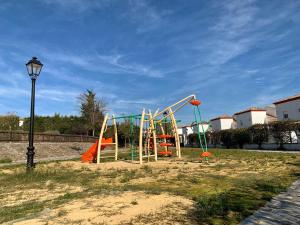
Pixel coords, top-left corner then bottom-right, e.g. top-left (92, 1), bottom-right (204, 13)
top-left (178, 125), bottom-right (194, 146)
top-left (19, 119), bottom-right (24, 127)
top-left (177, 122), bottom-right (210, 146)
top-left (273, 93), bottom-right (300, 121)
top-left (210, 115), bottom-right (235, 131)
top-left (234, 108), bottom-right (267, 128)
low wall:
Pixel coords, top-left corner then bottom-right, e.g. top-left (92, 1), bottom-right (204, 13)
top-left (0, 142), bottom-right (93, 162)
top-left (243, 143), bottom-right (300, 151)
top-left (0, 131), bottom-right (97, 142)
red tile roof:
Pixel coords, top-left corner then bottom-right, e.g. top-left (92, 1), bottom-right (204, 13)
top-left (273, 93), bottom-right (300, 105)
top-left (210, 115), bottom-right (233, 121)
top-left (234, 107), bottom-right (266, 116)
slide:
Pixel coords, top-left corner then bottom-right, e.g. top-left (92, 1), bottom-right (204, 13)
top-left (81, 138), bottom-right (113, 163)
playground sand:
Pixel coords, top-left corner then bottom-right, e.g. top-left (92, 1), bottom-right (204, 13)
top-left (1, 185), bottom-right (83, 208)
top-left (11, 191), bottom-right (194, 225)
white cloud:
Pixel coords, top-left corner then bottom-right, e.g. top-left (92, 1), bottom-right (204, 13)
top-left (41, 0), bottom-right (110, 12)
top-left (42, 50), bottom-right (164, 78)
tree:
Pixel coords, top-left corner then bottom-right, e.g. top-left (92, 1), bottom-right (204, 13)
top-left (248, 124), bottom-right (268, 149)
top-left (0, 113), bottom-right (19, 130)
top-left (79, 90), bottom-right (106, 136)
top-left (269, 121), bottom-right (300, 149)
top-left (219, 129), bottom-right (235, 149)
top-left (233, 128), bottom-right (251, 149)
top-left (118, 119), bottom-right (131, 147)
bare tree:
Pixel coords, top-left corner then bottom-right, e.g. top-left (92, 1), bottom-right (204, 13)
top-left (79, 90), bottom-right (106, 136)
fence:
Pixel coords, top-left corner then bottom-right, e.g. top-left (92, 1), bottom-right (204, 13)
top-left (0, 131), bottom-right (98, 142)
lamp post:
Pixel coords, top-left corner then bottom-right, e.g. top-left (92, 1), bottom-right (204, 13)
top-left (25, 57), bottom-right (43, 171)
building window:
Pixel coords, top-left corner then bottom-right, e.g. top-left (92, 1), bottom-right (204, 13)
top-left (240, 121), bottom-right (243, 126)
top-left (298, 108), bottom-right (300, 113)
top-left (283, 111), bottom-right (288, 119)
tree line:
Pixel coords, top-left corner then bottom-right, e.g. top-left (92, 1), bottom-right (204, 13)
top-left (0, 90), bottom-right (106, 136)
top-left (188, 121), bottom-right (300, 150)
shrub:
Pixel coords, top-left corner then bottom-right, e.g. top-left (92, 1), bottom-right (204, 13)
top-left (219, 129), bottom-right (235, 148)
top-left (248, 124), bottom-right (268, 149)
top-left (0, 157), bottom-right (12, 164)
top-left (233, 129), bottom-right (251, 149)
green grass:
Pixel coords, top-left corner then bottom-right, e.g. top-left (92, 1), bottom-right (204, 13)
top-left (0, 157), bottom-right (12, 164)
top-left (0, 148), bottom-right (299, 224)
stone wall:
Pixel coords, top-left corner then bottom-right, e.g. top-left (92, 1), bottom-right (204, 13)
top-left (0, 142), bottom-right (93, 162)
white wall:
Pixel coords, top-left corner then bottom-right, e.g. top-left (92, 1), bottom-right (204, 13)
top-left (236, 112), bottom-right (252, 128)
top-left (236, 111), bottom-right (266, 128)
top-left (210, 118), bottom-right (233, 131)
top-left (210, 120), bottom-right (221, 131)
top-left (221, 119), bottom-right (234, 130)
top-left (275, 99), bottom-right (300, 121)
top-left (251, 111), bottom-right (267, 124)
top-left (179, 126), bottom-right (194, 146)
top-left (192, 124), bottom-right (210, 133)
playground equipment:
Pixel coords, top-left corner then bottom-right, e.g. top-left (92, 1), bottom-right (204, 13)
top-left (81, 94), bottom-right (210, 164)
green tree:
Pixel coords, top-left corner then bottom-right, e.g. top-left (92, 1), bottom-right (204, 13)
top-left (0, 113), bottom-right (19, 130)
top-left (248, 124), bottom-right (268, 149)
top-left (269, 121), bottom-right (300, 149)
top-left (219, 129), bottom-right (235, 149)
top-left (79, 90), bottom-right (106, 136)
top-left (233, 128), bottom-right (251, 149)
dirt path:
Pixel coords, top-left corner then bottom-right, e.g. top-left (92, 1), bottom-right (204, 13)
top-left (240, 179), bottom-right (300, 225)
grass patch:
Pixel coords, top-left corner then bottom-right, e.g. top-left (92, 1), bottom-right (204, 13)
top-left (0, 157), bottom-right (12, 164)
top-left (0, 148), bottom-right (299, 224)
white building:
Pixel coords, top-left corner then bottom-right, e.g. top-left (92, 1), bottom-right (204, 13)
top-left (234, 108), bottom-right (267, 128)
top-left (210, 115), bottom-right (235, 131)
top-left (19, 119), bottom-right (24, 127)
top-left (273, 94), bottom-right (300, 121)
top-left (178, 122), bottom-right (210, 146)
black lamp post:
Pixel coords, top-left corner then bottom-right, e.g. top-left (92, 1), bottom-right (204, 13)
top-left (26, 57), bottom-right (43, 171)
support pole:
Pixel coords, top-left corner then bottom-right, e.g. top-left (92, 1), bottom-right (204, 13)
top-left (168, 108), bottom-right (181, 158)
top-left (112, 115), bottom-right (118, 161)
top-left (139, 109), bottom-right (145, 165)
top-left (149, 110), bottom-right (157, 161)
top-left (97, 114), bottom-right (109, 164)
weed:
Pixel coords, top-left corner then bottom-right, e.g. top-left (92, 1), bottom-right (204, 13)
top-left (141, 165), bottom-right (152, 174)
top-left (130, 200), bottom-right (138, 205)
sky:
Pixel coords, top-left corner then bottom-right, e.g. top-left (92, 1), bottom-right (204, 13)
top-left (0, 0), bottom-right (300, 123)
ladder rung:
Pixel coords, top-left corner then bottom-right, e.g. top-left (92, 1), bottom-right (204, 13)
top-left (100, 156), bottom-right (116, 159)
top-left (102, 143), bottom-right (117, 145)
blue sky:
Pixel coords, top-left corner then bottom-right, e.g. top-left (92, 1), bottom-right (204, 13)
top-left (0, 0), bottom-right (300, 123)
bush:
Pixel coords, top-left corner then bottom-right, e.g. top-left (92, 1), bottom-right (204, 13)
top-left (0, 157), bottom-right (12, 164)
top-left (248, 124), bottom-right (268, 149)
top-left (0, 114), bottom-right (19, 131)
top-left (233, 129), bottom-right (251, 149)
top-left (219, 129), bottom-right (235, 148)
top-left (269, 121), bottom-right (300, 149)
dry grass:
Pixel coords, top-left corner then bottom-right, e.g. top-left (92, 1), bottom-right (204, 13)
top-left (0, 148), bottom-right (299, 224)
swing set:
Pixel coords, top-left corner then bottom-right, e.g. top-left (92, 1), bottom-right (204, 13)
top-left (81, 94), bottom-right (210, 164)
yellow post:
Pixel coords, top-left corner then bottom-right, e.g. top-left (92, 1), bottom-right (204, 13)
top-left (112, 115), bottom-right (118, 161)
top-left (168, 108), bottom-right (181, 158)
top-left (97, 114), bottom-right (109, 164)
top-left (139, 109), bottom-right (145, 165)
top-left (149, 110), bottom-right (157, 161)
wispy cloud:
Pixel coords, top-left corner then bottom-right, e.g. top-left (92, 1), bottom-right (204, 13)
top-left (40, 49), bottom-right (163, 78)
top-left (41, 0), bottom-right (110, 12)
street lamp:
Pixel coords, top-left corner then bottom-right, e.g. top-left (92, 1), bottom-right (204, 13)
top-left (25, 57), bottom-right (43, 171)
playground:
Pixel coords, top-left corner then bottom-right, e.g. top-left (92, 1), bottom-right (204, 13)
top-left (81, 95), bottom-right (210, 165)
top-left (0, 95), bottom-right (299, 224)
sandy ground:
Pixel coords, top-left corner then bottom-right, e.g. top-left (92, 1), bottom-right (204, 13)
top-left (9, 191), bottom-right (194, 225)
top-left (1, 185), bottom-right (83, 208)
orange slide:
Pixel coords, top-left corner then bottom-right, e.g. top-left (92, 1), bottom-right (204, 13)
top-left (81, 138), bottom-right (113, 163)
